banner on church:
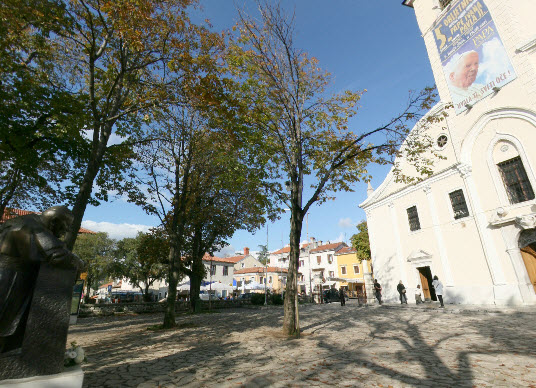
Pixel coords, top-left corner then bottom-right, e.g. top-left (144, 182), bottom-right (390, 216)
top-left (432, 0), bottom-right (516, 114)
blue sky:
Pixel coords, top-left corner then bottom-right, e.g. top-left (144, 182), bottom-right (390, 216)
top-left (81, 1), bottom-right (436, 256)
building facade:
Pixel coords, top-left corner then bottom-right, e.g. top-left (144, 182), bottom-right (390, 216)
top-left (233, 267), bottom-right (288, 293)
top-left (269, 240), bottom-right (350, 297)
top-left (361, 0), bottom-right (536, 305)
top-left (334, 247), bottom-right (375, 302)
top-left (305, 242), bottom-right (347, 297)
top-left (226, 247), bottom-right (264, 271)
top-left (116, 253), bottom-right (235, 301)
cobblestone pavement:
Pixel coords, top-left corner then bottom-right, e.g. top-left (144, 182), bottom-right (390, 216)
top-left (68, 301), bottom-right (536, 388)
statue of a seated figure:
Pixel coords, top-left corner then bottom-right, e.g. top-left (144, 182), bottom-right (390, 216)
top-left (0, 206), bottom-right (85, 353)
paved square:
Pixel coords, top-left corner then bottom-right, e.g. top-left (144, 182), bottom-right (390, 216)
top-left (68, 302), bottom-right (536, 387)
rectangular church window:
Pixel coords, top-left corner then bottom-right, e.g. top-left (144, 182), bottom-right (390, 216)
top-left (407, 206), bottom-right (421, 231)
top-left (449, 189), bottom-right (469, 219)
top-left (439, 0), bottom-right (452, 9)
top-left (498, 156), bottom-right (535, 204)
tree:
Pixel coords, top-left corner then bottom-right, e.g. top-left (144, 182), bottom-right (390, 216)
top-left (72, 232), bottom-right (116, 302)
top-left (133, 103), bottom-right (273, 324)
top-left (258, 244), bottom-right (269, 265)
top-left (351, 221), bottom-right (371, 263)
top-left (112, 229), bottom-right (168, 302)
top-left (231, 3), bottom-right (443, 335)
top-left (46, 0), bottom-right (225, 251)
top-left (182, 130), bottom-right (272, 311)
top-left (0, 0), bottom-right (88, 216)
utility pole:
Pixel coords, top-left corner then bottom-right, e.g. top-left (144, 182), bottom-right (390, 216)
top-left (307, 214), bottom-right (313, 302)
top-left (264, 224), bottom-right (268, 306)
top-left (209, 257), bottom-right (212, 311)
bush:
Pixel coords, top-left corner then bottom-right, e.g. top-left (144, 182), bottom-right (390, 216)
top-left (250, 293), bottom-right (265, 305)
top-left (270, 293), bottom-right (283, 305)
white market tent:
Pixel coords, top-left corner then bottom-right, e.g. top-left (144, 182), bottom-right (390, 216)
top-left (206, 282), bottom-right (234, 291)
top-left (245, 280), bottom-right (265, 290)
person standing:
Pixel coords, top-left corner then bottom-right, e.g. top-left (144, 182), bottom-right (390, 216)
top-left (374, 279), bottom-right (382, 305)
top-left (432, 275), bottom-right (444, 308)
top-left (415, 285), bottom-right (423, 304)
top-left (396, 281), bottom-right (407, 304)
top-left (339, 287), bottom-right (346, 306)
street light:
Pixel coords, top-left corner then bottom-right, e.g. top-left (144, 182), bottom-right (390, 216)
top-left (264, 224), bottom-right (268, 306)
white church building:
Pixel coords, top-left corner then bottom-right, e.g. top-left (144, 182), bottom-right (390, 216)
top-left (360, 0), bottom-right (536, 305)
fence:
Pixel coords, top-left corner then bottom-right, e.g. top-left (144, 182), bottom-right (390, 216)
top-left (79, 299), bottom-right (248, 317)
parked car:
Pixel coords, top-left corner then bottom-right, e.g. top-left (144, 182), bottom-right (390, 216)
top-left (323, 289), bottom-right (348, 303)
top-left (238, 293), bottom-right (253, 300)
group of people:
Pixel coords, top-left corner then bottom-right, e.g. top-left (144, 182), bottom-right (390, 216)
top-left (373, 276), bottom-right (444, 307)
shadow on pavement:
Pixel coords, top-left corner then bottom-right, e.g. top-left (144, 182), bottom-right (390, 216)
top-left (68, 303), bottom-right (536, 387)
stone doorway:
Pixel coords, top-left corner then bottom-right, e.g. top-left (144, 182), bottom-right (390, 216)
top-left (519, 229), bottom-right (536, 294)
top-left (520, 246), bottom-right (536, 293)
top-left (417, 266), bottom-right (437, 301)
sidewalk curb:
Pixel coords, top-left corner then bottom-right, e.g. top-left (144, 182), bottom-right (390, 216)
top-left (377, 303), bottom-right (536, 316)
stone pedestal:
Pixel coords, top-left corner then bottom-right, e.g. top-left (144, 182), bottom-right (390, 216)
top-left (0, 264), bottom-right (77, 380)
top-left (363, 273), bottom-right (376, 305)
top-left (0, 365), bottom-right (83, 387)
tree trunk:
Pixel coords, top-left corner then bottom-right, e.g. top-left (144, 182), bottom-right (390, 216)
top-left (65, 122), bottom-right (112, 250)
top-left (85, 277), bottom-right (92, 303)
top-left (283, 207), bottom-right (303, 336)
top-left (143, 283), bottom-right (151, 302)
top-left (163, 242), bottom-right (180, 328)
top-left (64, 158), bottom-right (102, 250)
top-left (0, 169), bottom-right (21, 219)
top-left (190, 231), bottom-right (204, 312)
top-left (190, 267), bottom-right (202, 313)
top-left (162, 153), bottom-right (190, 326)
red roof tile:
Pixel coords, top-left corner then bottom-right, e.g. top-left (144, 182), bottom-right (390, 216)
top-left (98, 281), bottom-right (121, 289)
top-left (310, 242), bottom-right (347, 253)
top-left (201, 253), bottom-right (235, 264)
top-left (335, 246), bottom-right (357, 255)
top-left (271, 242), bottom-right (314, 254)
top-left (78, 227), bottom-right (96, 234)
top-left (271, 246), bottom-right (290, 255)
top-left (223, 254), bottom-right (247, 263)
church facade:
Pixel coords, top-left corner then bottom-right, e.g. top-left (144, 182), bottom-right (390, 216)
top-left (360, 0), bottom-right (536, 305)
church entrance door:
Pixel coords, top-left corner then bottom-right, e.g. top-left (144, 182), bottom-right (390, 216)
top-left (417, 266), bottom-right (437, 301)
top-left (520, 244), bottom-right (536, 293)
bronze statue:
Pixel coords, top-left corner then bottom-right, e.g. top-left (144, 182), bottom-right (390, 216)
top-left (0, 206), bottom-right (85, 353)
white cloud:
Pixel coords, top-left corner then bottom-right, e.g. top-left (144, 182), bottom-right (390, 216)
top-left (81, 220), bottom-right (152, 240)
top-left (215, 245), bottom-right (236, 258)
top-left (332, 233), bottom-right (346, 243)
top-left (338, 217), bottom-right (355, 229)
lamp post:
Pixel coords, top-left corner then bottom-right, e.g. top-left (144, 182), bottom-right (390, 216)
top-left (306, 213), bottom-right (313, 302)
top-left (264, 223), bottom-right (268, 306)
top-left (209, 257), bottom-right (213, 311)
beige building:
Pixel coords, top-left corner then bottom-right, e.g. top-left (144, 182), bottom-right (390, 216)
top-left (226, 247), bottom-right (263, 271)
top-left (361, 0), bottom-right (536, 305)
top-left (234, 267), bottom-right (288, 293)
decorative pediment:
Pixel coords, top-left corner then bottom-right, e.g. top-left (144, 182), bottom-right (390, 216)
top-left (489, 211), bottom-right (536, 229)
top-left (406, 249), bottom-right (432, 262)
top-left (515, 214), bottom-right (536, 230)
